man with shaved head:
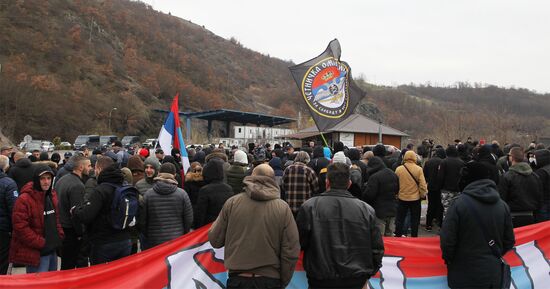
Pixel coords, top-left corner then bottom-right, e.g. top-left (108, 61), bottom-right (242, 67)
top-left (209, 164), bottom-right (300, 289)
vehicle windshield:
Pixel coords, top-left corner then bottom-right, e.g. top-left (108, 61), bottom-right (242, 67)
top-left (100, 136), bottom-right (115, 144)
top-left (75, 136), bottom-right (88, 144)
top-left (121, 136), bottom-right (136, 144)
top-left (26, 141), bottom-right (42, 150)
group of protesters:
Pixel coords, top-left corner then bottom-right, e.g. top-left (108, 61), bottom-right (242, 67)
top-left (0, 136), bottom-right (549, 289)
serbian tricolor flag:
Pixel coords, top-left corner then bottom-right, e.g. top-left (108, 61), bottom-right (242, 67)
top-left (2, 222), bottom-right (550, 288)
top-left (157, 93), bottom-right (190, 181)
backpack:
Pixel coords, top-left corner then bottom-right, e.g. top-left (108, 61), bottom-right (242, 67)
top-left (105, 183), bottom-right (139, 230)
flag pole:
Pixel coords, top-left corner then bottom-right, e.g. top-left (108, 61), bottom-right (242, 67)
top-left (320, 132), bottom-right (329, 148)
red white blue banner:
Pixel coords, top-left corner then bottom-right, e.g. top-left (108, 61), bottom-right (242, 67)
top-left (1, 222), bottom-right (549, 289)
top-left (157, 93), bottom-right (190, 176)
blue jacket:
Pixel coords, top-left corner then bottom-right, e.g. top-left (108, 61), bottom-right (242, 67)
top-left (0, 170), bottom-right (19, 232)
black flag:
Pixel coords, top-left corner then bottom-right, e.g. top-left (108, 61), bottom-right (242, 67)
top-left (289, 39), bottom-right (366, 132)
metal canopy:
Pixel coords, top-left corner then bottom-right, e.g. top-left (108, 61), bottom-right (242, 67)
top-left (156, 109), bottom-right (296, 126)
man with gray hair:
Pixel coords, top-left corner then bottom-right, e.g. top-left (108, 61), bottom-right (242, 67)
top-left (0, 155), bottom-right (18, 274)
top-left (283, 151), bottom-right (319, 217)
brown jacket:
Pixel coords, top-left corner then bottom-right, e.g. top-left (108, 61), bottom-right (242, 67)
top-left (395, 151), bottom-right (428, 201)
top-left (208, 175), bottom-right (300, 286)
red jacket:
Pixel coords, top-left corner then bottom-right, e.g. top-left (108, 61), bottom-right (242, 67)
top-left (9, 182), bottom-right (64, 266)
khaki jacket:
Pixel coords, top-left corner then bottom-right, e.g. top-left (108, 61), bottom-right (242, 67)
top-left (208, 175), bottom-right (300, 286)
top-left (395, 151), bottom-right (428, 201)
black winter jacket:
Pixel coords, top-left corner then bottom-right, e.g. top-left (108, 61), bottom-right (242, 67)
top-left (54, 173), bottom-right (85, 230)
top-left (73, 165), bottom-right (131, 245)
top-left (440, 179), bottom-right (515, 289)
top-left (423, 156), bottom-right (444, 192)
top-left (143, 181), bottom-right (193, 248)
top-left (498, 162), bottom-right (542, 212)
top-left (535, 150), bottom-right (550, 213)
top-left (475, 153), bottom-right (500, 185)
top-left (296, 189), bottom-right (384, 285)
top-left (8, 158), bottom-right (34, 190)
top-left (0, 171), bottom-right (18, 232)
top-left (362, 157), bottom-right (399, 219)
top-left (194, 159), bottom-right (233, 228)
top-left (436, 157), bottom-right (464, 192)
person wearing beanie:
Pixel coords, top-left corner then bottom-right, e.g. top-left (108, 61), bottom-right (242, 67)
top-left (162, 156), bottom-right (183, 188)
top-left (394, 151), bottom-right (427, 237)
top-left (227, 150), bottom-right (249, 195)
top-left (498, 147), bottom-right (542, 227)
top-left (283, 151), bottom-right (319, 217)
top-left (111, 141), bottom-right (129, 169)
top-left (50, 153), bottom-right (61, 165)
top-left (269, 157), bottom-right (285, 196)
top-left (194, 159), bottom-right (233, 228)
top-left (437, 145), bottom-right (465, 219)
top-left (127, 155), bottom-right (145, 185)
top-left (135, 156), bottom-right (161, 195)
top-left (440, 161), bottom-right (515, 289)
top-left (332, 151), bottom-right (351, 167)
top-left (184, 162), bottom-right (205, 211)
top-left (8, 152), bottom-right (35, 191)
top-left (423, 147), bottom-right (446, 231)
top-left (10, 165), bottom-right (64, 273)
top-left (142, 163), bottom-right (193, 249)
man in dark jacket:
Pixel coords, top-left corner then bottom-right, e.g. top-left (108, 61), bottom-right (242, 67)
top-left (308, 146), bottom-right (330, 195)
top-left (143, 163), bottom-right (192, 249)
top-left (498, 147), bottom-right (542, 227)
top-left (226, 150), bottom-right (248, 195)
top-left (297, 163), bottom-right (384, 289)
top-left (373, 144), bottom-right (394, 169)
top-left (440, 161), bottom-right (515, 289)
top-left (423, 147), bottom-right (446, 230)
top-left (0, 156), bottom-right (18, 274)
top-left (10, 165), bottom-right (64, 273)
top-left (534, 149), bottom-right (550, 221)
top-left (209, 164), bottom-right (300, 289)
top-left (348, 148), bottom-right (369, 185)
top-left (475, 144), bottom-right (500, 185)
top-left (194, 159), bottom-right (233, 228)
top-left (437, 146), bottom-right (465, 219)
top-left (73, 164), bottom-right (132, 265)
top-left (8, 152), bottom-right (34, 191)
top-left (362, 156), bottom-right (399, 236)
top-left (54, 155), bottom-right (91, 269)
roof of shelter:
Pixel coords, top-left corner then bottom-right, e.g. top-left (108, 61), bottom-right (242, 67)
top-left (155, 109), bottom-right (296, 126)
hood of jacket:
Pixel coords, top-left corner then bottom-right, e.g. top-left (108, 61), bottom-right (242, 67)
top-left (367, 156), bottom-right (386, 175)
top-left (194, 151), bottom-right (206, 164)
top-left (462, 179), bottom-right (501, 204)
top-left (373, 144), bottom-right (386, 157)
top-left (403, 150), bottom-right (417, 164)
top-left (268, 157), bottom-right (284, 175)
top-left (347, 148), bottom-right (361, 161)
top-left (152, 180), bottom-right (178, 195)
top-left (535, 149), bottom-right (550, 168)
top-left (127, 155), bottom-right (145, 172)
top-left (185, 171), bottom-right (204, 182)
top-left (32, 164), bottom-right (54, 192)
top-left (242, 175), bottom-right (280, 201)
top-left (509, 162), bottom-right (533, 175)
top-left (434, 147), bottom-right (447, 159)
top-left (323, 147), bottom-right (332, 160)
top-left (312, 146), bottom-right (324, 158)
top-left (203, 158), bottom-right (224, 183)
top-left (205, 152), bottom-right (228, 163)
top-left (97, 164), bottom-right (124, 185)
top-left (15, 157), bottom-right (32, 168)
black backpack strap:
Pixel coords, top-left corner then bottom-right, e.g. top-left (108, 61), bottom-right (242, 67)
top-left (403, 164), bottom-right (419, 186)
top-left (461, 195), bottom-right (502, 258)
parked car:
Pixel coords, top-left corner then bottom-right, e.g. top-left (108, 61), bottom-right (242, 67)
top-left (142, 138), bottom-right (158, 148)
top-left (121, 136), bottom-right (140, 149)
top-left (18, 142), bottom-right (27, 150)
top-left (58, 141), bottom-right (72, 149)
top-left (74, 135), bottom-right (100, 150)
top-left (25, 140), bottom-right (43, 152)
top-left (100, 135), bottom-right (118, 148)
top-left (41, 141), bottom-right (55, 152)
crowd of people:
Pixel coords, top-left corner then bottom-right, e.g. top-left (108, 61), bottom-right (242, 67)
top-left (0, 137), bottom-right (549, 289)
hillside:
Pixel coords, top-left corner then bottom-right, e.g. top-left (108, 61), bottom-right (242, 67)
top-left (0, 0), bottom-right (549, 146)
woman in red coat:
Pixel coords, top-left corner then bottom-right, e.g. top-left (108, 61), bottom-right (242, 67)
top-left (9, 165), bottom-right (64, 273)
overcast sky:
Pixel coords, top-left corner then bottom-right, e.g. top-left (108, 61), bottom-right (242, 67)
top-left (141, 0), bottom-right (550, 93)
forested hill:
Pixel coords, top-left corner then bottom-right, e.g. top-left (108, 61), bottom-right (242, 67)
top-left (0, 0), bottom-right (548, 145)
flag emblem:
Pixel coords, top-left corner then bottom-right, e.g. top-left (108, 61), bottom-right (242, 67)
top-left (301, 57), bottom-right (350, 118)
